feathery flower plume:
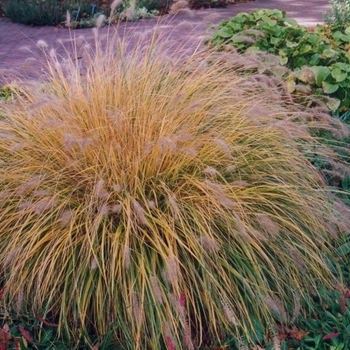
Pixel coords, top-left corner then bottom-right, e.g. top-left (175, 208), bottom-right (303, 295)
top-left (3, 248), bottom-right (19, 270)
top-left (168, 293), bottom-right (185, 319)
top-left (133, 200), bottom-right (148, 226)
top-left (213, 195), bottom-right (236, 209)
top-left (264, 296), bottom-right (287, 324)
top-left (203, 166), bottom-right (220, 176)
top-left (0, 286), bottom-right (6, 301)
top-left (183, 321), bottom-right (194, 350)
top-left (124, 246), bottom-right (131, 269)
top-left (148, 200), bottom-right (156, 208)
top-left (197, 235), bottom-right (220, 252)
top-left (256, 214), bottom-right (280, 237)
top-left (219, 294), bottom-right (238, 326)
top-left (37, 40), bottom-right (48, 49)
top-left (204, 180), bottom-right (225, 194)
top-left (65, 10), bottom-right (71, 28)
top-left (18, 201), bottom-right (32, 211)
top-left (10, 142), bottom-right (29, 153)
top-left (33, 189), bottom-right (53, 197)
top-left (132, 292), bottom-right (142, 326)
top-left (110, 0), bottom-right (123, 17)
top-left (169, 0), bottom-right (189, 14)
top-left (111, 204), bottom-right (122, 213)
top-left (60, 210), bottom-right (73, 227)
top-left (287, 247), bottom-right (307, 270)
top-left (161, 269), bottom-right (171, 284)
top-left (96, 14), bottom-right (106, 28)
top-left (16, 286), bottom-right (24, 312)
top-left (95, 180), bottom-right (109, 199)
top-left (35, 199), bottom-right (56, 216)
top-left (113, 184), bottom-right (122, 192)
top-left (214, 138), bottom-right (232, 159)
top-left (291, 293), bottom-right (301, 324)
top-left (167, 257), bottom-right (179, 285)
top-left (168, 194), bottom-right (180, 220)
top-left (273, 336), bottom-right (281, 350)
top-left (150, 276), bottom-right (163, 305)
top-left (90, 257), bottom-right (98, 270)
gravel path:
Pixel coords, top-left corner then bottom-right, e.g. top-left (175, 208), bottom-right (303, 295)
top-left (0, 0), bottom-right (331, 86)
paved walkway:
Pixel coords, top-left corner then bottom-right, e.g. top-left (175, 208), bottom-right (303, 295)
top-left (0, 0), bottom-right (331, 86)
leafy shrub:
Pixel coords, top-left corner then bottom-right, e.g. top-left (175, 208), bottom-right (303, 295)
top-left (0, 30), bottom-right (348, 349)
top-left (4, 0), bottom-right (69, 26)
top-left (325, 0), bottom-right (350, 28)
top-left (188, 0), bottom-right (229, 9)
top-left (207, 9), bottom-right (350, 113)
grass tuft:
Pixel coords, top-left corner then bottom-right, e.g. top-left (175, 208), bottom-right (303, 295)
top-left (0, 28), bottom-right (348, 348)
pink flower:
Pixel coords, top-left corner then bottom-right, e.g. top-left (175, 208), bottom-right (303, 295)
top-left (322, 333), bottom-right (340, 340)
top-left (179, 290), bottom-right (186, 307)
top-left (166, 336), bottom-right (176, 350)
top-left (340, 296), bottom-right (347, 314)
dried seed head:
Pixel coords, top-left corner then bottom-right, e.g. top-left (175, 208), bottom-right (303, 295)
top-left (132, 292), bottom-right (142, 326)
top-left (37, 40), bottom-right (48, 49)
top-left (96, 14), bottom-right (106, 28)
top-left (214, 138), bottom-right (232, 159)
top-left (65, 10), bottom-right (71, 28)
top-left (95, 180), bottom-right (109, 199)
top-left (168, 293), bottom-right (185, 319)
top-left (3, 248), bottom-right (19, 270)
top-left (90, 257), bottom-right (98, 270)
top-left (168, 194), bottom-right (180, 220)
top-left (124, 246), bottom-right (131, 269)
top-left (150, 276), bottom-right (163, 305)
top-left (133, 200), bottom-right (148, 226)
top-left (203, 166), bottom-right (220, 176)
top-left (197, 235), bottom-right (220, 252)
top-left (219, 294), bottom-right (238, 326)
top-left (111, 204), bottom-right (122, 213)
top-left (256, 214), bottom-right (280, 237)
top-left (167, 257), bottom-right (179, 286)
top-left (60, 210), bottom-right (73, 227)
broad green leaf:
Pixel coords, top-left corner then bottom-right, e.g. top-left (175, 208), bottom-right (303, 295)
top-left (326, 97), bottom-right (341, 111)
top-left (284, 18), bottom-right (298, 26)
top-left (286, 79), bottom-right (296, 92)
top-left (332, 62), bottom-right (350, 72)
top-left (217, 26), bottom-right (234, 38)
top-left (321, 48), bottom-right (338, 59)
top-left (322, 81), bottom-right (339, 94)
top-left (300, 44), bottom-right (312, 54)
top-left (345, 26), bottom-right (350, 35)
top-left (311, 66), bottom-right (330, 86)
top-left (309, 53), bottom-right (321, 65)
top-left (331, 68), bottom-right (348, 82)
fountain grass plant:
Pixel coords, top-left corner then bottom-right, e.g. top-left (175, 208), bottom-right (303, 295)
top-left (0, 27), bottom-right (348, 349)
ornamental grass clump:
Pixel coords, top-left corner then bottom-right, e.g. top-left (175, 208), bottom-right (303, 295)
top-left (0, 30), bottom-right (347, 348)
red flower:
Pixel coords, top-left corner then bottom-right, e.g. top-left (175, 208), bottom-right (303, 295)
top-left (322, 333), bottom-right (340, 340)
top-left (166, 336), bottom-right (175, 350)
top-left (17, 326), bottom-right (33, 343)
top-left (179, 290), bottom-right (186, 307)
top-left (340, 296), bottom-right (347, 314)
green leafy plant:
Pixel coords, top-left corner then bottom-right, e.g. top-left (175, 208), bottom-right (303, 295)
top-left (325, 0), bottom-right (350, 28)
top-left (4, 0), bottom-right (70, 26)
top-left (0, 30), bottom-right (349, 349)
top-left (207, 9), bottom-right (350, 113)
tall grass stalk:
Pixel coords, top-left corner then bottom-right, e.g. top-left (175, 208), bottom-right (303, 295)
top-left (0, 27), bottom-right (347, 348)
